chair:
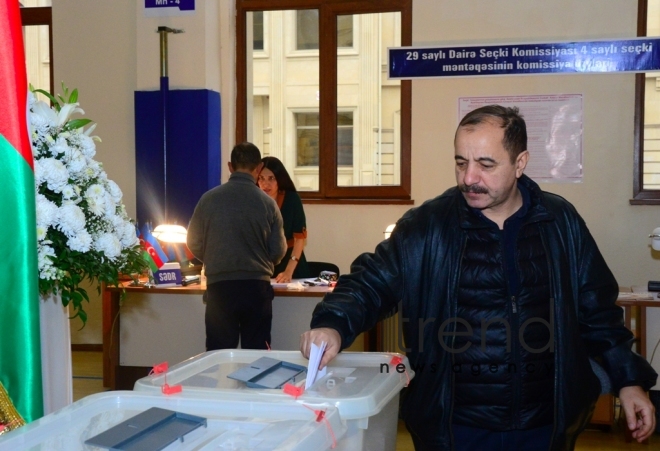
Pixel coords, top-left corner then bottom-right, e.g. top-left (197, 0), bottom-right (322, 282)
top-left (306, 261), bottom-right (340, 278)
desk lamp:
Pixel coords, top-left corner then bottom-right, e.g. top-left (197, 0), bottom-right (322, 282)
top-left (152, 224), bottom-right (202, 277)
top-left (152, 224), bottom-right (187, 244)
top-left (152, 223), bottom-right (191, 267)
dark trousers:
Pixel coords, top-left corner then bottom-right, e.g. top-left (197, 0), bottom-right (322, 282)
top-left (450, 424), bottom-right (554, 451)
top-left (205, 279), bottom-right (274, 350)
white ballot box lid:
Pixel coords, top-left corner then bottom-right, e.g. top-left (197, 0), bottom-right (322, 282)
top-left (0, 391), bottom-right (344, 451)
top-left (134, 350), bottom-right (414, 421)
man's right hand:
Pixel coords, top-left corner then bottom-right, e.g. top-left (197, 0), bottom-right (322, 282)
top-left (299, 327), bottom-right (341, 370)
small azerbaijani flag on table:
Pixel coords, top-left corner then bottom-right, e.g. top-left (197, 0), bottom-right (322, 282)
top-left (0, 0), bottom-right (44, 424)
top-left (139, 223), bottom-right (169, 272)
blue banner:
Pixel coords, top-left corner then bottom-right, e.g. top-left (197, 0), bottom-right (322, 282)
top-left (389, 38), bottom-right (660, 79)
top-left (145, 0), bottom-right (194, 11)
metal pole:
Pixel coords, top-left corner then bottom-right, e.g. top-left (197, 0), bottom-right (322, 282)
top-left (156, 26), bottom-right (183, 224)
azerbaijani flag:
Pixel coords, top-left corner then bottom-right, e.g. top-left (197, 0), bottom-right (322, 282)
top-left (0, 0), bottom-right (44, 422)
top-left (139, 224), bottom-right (169, 271)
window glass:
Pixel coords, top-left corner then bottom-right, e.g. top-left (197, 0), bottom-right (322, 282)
top-left (337, 12), bottom-right (401, 187)
top-left (643, 0), bottom-right (660, 190)
top-left (246, 10), bottom-right (321, 191)
top-left (253, 11), bottom-right (264, 51)
top-left (238, 0), bottom-right (411, 201)
top-left (296, 113), bottom-right (320, 166)
top-left (337, 112), bottom-right (353, 166)
top-left (296, 10), bottom-right (319, 50)
top-left (337, 15), bottom-right (353, 48)
top-left (296, 10), bottom-right (354, 51)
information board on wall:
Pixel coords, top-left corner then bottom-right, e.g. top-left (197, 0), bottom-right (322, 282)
top-left (144, 0), bottom-right (195, 17)
top-left (389, 37), bottom-right (660, 79)
top-left (459, 95), bottom-right (584, 183)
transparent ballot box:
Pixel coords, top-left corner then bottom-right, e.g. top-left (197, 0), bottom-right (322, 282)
top-left (0, 391), bottom-right (344, 451)
top-left (133, 350), bottom-right (414, 451)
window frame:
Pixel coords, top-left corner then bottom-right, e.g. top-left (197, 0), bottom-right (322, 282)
top-left (20, 5), bottom-right (54, 96)
top-left (236, 0), bottom-right (412, 204)
top-left (632, 0), bottom-right (660, 204)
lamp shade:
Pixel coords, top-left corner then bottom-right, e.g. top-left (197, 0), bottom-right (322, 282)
top-left (152, 224), bottom-right (188, 243)
top-left (384, 224), bottom-right (396, 239)
top-left (651, 227), bottom-right (660, 251)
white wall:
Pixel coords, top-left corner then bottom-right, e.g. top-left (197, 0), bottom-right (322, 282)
top-left (55, 0), bottom-right (660, 378)
top-left (53, 0), bottom-right (137, 343)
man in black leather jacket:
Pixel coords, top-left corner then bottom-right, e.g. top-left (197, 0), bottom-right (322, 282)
top-left (300, 105), bottom-right (657, 450)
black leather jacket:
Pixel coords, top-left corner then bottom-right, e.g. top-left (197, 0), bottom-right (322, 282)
top-left (311, 175), bottom-right (657, 450)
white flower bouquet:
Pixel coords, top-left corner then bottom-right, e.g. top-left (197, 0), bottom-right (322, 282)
top-left (29, 85), bottom-right (147, 324)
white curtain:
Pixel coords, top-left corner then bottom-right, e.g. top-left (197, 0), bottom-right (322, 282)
top-left (39, 292), bottom-right (73, 415)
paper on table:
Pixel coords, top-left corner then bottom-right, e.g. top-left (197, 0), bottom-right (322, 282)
top-left (618, 291), bottom-right (655, 300)
top-left (271, 279), bottom-right (306, 290)
top-left (305, 341), bottom-right (328, 389)
top-left (286, 281), bottom-right (305, 291)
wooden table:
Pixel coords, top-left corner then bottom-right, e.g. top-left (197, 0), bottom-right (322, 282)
top-left (590, 292), bottom-right (660, 436)
top-left (616, 292), bottom-right (660, 358)
top-left (102, 281), bottom-right (332, 390)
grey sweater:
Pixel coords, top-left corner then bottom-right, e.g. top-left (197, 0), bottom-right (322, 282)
top-left (187, 171), bottom-right (287, 284)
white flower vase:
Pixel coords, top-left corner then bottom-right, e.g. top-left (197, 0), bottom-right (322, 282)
top-left (39, 292), bottom-right (73, 414)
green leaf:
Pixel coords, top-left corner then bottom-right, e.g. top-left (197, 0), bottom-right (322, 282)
top-left (65, 119), bottom-right (93, 130)
top-left (69, 88), bottom-right (78, 104)
top-left (71, 290), bottom-right (83, 304)
top-left (32, 89), bottom-right (60, 110)
top-left (78, 309), bottom-right (87, 326)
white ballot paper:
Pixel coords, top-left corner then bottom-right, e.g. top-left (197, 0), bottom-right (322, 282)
top-left (305, 341), bottom-right (328, 389)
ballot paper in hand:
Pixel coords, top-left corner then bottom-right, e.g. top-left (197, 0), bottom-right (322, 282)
top-left (305, 341), bottom-right (328, 389)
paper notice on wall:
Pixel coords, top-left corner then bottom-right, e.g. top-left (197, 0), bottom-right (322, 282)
top-left (459, 94), bottom-right (583, 183)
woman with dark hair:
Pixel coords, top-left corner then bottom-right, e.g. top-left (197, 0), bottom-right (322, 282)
top-left (258, 156), bottom-right (311, 282)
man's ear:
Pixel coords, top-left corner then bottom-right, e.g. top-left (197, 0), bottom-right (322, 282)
top-left (515, 150), bottom-right (529, 178)
top-left (251, 162), bottom-right (264, 179)
top-left (228, 162), bottom-right (235, 174)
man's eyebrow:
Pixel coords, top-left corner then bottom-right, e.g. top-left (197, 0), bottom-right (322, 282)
top-left (476, 156), bottom-right (496, 164)
top-left (454, 155), bottom-right (497, 164)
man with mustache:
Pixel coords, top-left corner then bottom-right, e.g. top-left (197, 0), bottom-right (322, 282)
top-left (300, 105), bottom-right (657, 450)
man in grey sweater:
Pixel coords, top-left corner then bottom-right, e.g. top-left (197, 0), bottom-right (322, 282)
top-left (187, 142), bottom-right (286, 350)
